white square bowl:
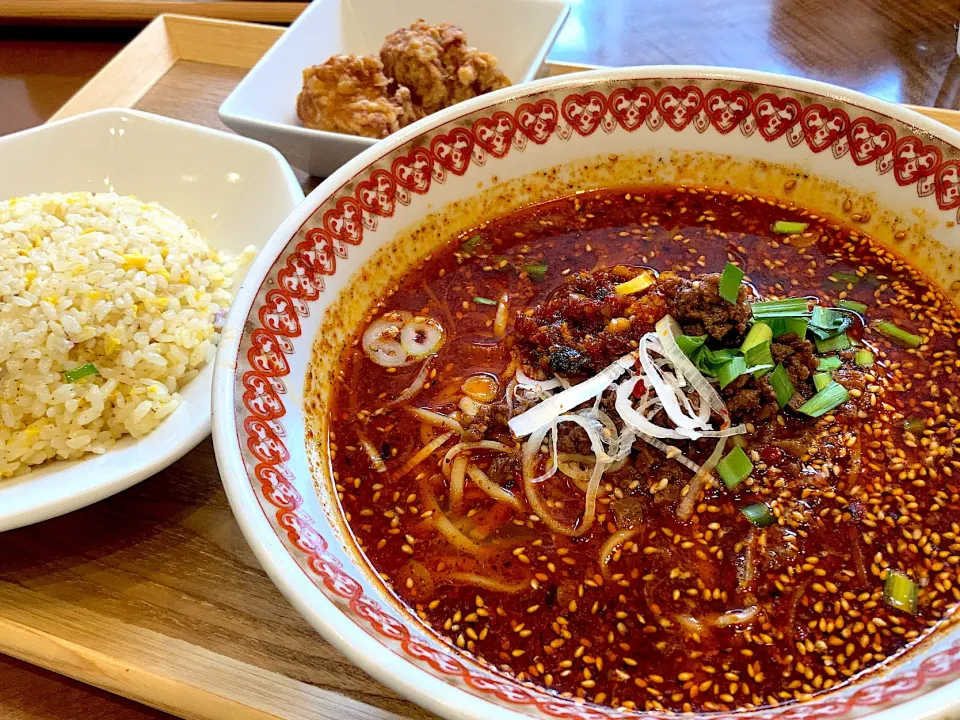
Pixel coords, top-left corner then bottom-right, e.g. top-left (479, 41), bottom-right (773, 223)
top-left (0, 108), bottom-right (304, 531)
top-left (219, 0), bottom-right (569, 177)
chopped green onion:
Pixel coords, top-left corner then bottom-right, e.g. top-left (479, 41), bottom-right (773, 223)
top-left (473, 296), bottom-right (497, 305)
top-left (718, 262), bottom-right (744, 305)
top-left (742, 324), bottom-right (774, 373)
top-left (769, 363), bottom-right (796, 409)
top-left (813, 372), bottom-right (833, 392)
top-left (883, 570), bottom-right (919, 615)
top-left (716, 356), bottom-right (747, 389)
top-left (811, 306), bottom-right (845, 329)
top-left (829, 272), bottom-right (862, 285)
top-left (772, 220), bottom-right (809, 235)
top-left (460, 235), bottom-right (483, 253)
top-left (809, 306), bottom-right (852, 340)
top-left (744, 342), bottom-right (774, 374)
top-left (524, 263), bottom-right (549, 282)
top-left (798, 381), bottom-right (850, 418)
top-left (873, 320), bottom-right (922, 348)
top-left (815, 332), bottom-right (852, 353)
top-left (817, 356), bottom-right (842, 371)
top-left (741, 323), bottom-right (773, 352)
top-left (704, 348), bottom-right (737, 365)
top-left (717, 446), bottom-right (754, 490)
top-left (854, 350), bottom-right (874, 367)
top-left (903, 417), bottom-right (925, 434)
top-left (750, 298), bottom-right (811, 319)
top-left (676, 334), bottom-right (707, 358)
top-left (838, 299), bottom-right (867, 314)
top-left (741, 503), bottom-right (775, 527)
top-left (63, 363), bottom-right (99, 383)
top-left (759, 316), bottom-right (809, 340)
top-left (695, 347), bottom-right (737, 377)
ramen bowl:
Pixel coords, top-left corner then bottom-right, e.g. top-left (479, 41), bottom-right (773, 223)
top-left (212, 67), bottom-right (960, 720)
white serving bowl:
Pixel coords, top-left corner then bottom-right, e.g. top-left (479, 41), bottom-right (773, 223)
top-left (0, 108), bottom-right (303, 531)
top-left (218, 0), bottom-right (569, 177)
top-left (213, 68), bottom-right (960, 719)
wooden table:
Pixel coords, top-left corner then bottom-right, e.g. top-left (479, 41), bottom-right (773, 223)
top-left (0, 1), bottom-right (958, 718)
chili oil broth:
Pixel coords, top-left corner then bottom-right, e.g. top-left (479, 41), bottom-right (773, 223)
top-left (327, 186), bottom-right (960, 713)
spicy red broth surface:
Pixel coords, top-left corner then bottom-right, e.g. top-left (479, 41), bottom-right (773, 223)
top-left (326, 186), bottom-right (960, 713)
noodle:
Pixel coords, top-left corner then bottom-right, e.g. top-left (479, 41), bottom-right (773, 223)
top-left (418, 475), bottom-right (495, 556)
top-left (494, 293), bottom-right (510, 339)
top-left (441, 441), bottom-right (516, 477)
top-left (450, 455), bottom-right (468, 511)
top-left (715, 606), bottom-right (759, 627)
top-left (677, 437), bottom-right (727, 520)
top-left (558, 452), bottom-right (628, 483)
top-left (523, 440), bottom-right (604, 537)
top-left (447, 571), bottom-right (528, 594)
top-left (676, 614), bottom-right (703, 637)
top-left (848, 430), bottom-right (861, 487)
top-left (738, 530), bottom-right (756, 591)
top-left (388, 359), bottom-right (432, 407)
top-left (347, 354), bottom-right (362, 416)
top-left (501, 353), bottom-right (519, 384)
top-left (558, 453), bottom-right (598, 465)
top-left (848, 525), bottom-right (869, 586)
top-left (357, 430), bottom-right (387, 474)
top-left (422, 280), bottom-right (455, 331)
top-left (409, 407), bottom-right (465, 435)
top-left (394, 431), bottom-right (454, 480)
top-left (465, 463), bottom-right (523, 511)
top-left (598, 527), bottom-right (640, 580)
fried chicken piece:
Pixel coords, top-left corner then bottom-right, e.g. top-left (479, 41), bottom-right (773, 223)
top-left (380, 20), bottom-right (511, 114)
top-left (296, 54), bottom-right (418, 139)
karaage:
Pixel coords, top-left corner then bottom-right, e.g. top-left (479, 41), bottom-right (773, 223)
top-left (296, 54), bottom-right (418, 139)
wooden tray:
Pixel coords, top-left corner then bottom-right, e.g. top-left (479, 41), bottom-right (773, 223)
top-left (0, 1), bottom-right (307, 23)
top-left (7, 13), bottom-right (960, 720)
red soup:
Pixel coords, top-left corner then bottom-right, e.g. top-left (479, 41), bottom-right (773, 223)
top-left (326, 186), bottom-right (960, 713)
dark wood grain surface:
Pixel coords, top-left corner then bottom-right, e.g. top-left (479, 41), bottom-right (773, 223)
top-left (0, 1), bottom-right (958, 718)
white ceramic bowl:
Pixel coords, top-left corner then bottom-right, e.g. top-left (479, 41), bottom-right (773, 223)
top-left (213, 68), bottom-right (960, 719)
top-left (0, 108), bottom-right (303, 531)
top-left (218, 0), bottom-right (569, 177)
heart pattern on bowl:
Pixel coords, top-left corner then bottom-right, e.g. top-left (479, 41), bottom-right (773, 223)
top-left (802, 104), bottom-right (851, 153)
top-left (431, 129), bottom-right (475, 176)
top-left (393, 146), bottom-right (436, 191)
top-left (516, 99), bottom-right (560, 144)
top-left (473, 111), bottom-right (517, 158)
top-left (356, 170), bottom-right (397, 218)
top-left (656, 85), bottom-right (704, 131)
top-left (561, 91), bottom-right (609, 136)
top-left (848, 117), bottom-right (896, 166)
top-left (752, 93), bottom-right (801, 142)
top-left (258, 289), bottom-right (301, 337)
top-left (893, 136), bottom-right (943, 187)
top-left (608, 87), bottom-right (655, 131)
top-left (935, 160), bottom-right (960, 211)
top-left (704, 88), bottom-right (753, 134)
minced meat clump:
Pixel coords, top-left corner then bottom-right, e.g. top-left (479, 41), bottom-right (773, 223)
top-left (515, 267), bottom-right (819, 423)
top-left (658, 273), bottom-right (752, 342)
top-left (515, 268), bottom-right (752, 375)
top-left (723, 333), bottom-right (819, 422)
